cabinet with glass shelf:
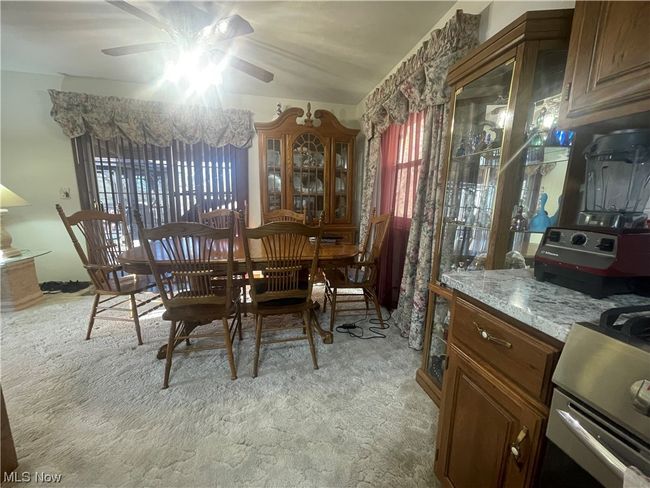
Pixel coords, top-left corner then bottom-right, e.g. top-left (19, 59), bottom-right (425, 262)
top-left (256, 105), bottom-right (359, 242)
top-left (416, 9), bottom-right (575, 406)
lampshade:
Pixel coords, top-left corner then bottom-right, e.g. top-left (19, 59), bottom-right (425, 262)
top-left (0, 184), bottom-right (29, 209)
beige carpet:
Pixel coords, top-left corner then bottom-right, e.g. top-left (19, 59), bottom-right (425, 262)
top-left (1, 286), bottom-right (438, 488)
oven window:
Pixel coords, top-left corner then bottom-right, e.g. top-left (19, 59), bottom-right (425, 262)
top-left (536, 441), bottom-right (604, 488)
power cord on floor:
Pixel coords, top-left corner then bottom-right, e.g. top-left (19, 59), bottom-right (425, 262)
top-left (334, 310), bottom-right (393, 340)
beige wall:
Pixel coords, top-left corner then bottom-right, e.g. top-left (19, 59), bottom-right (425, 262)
top-left (0, 70), bottom-right (357, 282)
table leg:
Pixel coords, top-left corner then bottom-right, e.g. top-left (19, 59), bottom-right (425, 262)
top-left (156, 321), bottom-right (203, 359)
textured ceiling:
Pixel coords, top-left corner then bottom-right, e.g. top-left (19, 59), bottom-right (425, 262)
top-left (1, 1), bottom-right (454, 104)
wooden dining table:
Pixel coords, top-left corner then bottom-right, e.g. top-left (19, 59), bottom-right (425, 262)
top-left (118, 238), bottom-right (359, 352)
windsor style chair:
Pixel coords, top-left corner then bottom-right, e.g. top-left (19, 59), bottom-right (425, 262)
top-left (323, 211), bottom-right (392, 329)
top-left (136, 212), bottom-right (242, 388)
top-left (198, 208), bottom-right (250, 314)
top-left (56, 204), bottom-right (158, 345)
top-left (240, 216), bottom-right (322, 377)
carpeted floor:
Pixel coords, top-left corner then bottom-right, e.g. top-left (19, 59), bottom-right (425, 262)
top-left (1, 286), bottom-right (438, 488)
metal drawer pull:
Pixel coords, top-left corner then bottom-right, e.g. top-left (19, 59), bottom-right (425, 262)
top-left (556, 410), bottom-right (626, 479)
top-left (474, 322), bottom-right (512, 348)
top-left (510, 426), bottom-right (529, 465)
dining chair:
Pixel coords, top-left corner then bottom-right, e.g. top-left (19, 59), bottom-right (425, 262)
top-left (240, 215), bottom-right (323, 377)
top-left (322, 211), bottom-right (392, 330)
top-left (198, 208), bottom-right (250, 315)
top-left (136, 212), bottom-right (242, 388)
top-left (262, 209), bottom-right (307, 224)
top-left (56, 204), bottom-right (158, 345)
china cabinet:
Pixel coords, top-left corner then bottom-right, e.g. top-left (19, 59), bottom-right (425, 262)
top-left (255, 105), bottom-right (359, 242)
top-left (416, 9), bottom-right (574, 405)
top-left (559, 1), bottom-right (650, 129)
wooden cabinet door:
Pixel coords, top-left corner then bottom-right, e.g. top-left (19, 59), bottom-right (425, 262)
top-left (435, 344), bottom-right (545, 488)
top-left (559, 1), bottom-right (650, 128)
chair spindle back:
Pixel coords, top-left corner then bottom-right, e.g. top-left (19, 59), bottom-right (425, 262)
top-left (241, 216), bottom-right (322, 303)
top-left (262, 209), bottom-right (307, 224)
top-left (136, 212), bottom-right (235, 311)
top-left (56, 204), bottom-right (132, 292)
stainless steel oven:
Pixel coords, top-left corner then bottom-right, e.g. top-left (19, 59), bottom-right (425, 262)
top-left (541, 306), bottom-right (650, 487)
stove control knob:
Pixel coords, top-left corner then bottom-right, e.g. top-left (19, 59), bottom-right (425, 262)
top-left (630, 379), bottom-right (650, 416)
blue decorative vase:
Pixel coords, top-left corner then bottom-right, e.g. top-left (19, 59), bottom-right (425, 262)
top-left (529, 193), bottom-right (552, 232)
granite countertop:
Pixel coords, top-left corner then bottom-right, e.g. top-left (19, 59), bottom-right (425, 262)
top-left (441, 269), bottom-right (650, 342)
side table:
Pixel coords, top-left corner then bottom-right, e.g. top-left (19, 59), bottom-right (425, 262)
top-left (1, 250), bottom-right (50, 312)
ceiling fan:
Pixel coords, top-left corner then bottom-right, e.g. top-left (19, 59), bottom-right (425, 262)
top-left (101, 0), bottom-right (274, 83)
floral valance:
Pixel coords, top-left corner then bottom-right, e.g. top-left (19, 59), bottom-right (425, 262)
top-left (48, 89), bottom-right (255, 148)
top-left (362, 10), bottom-right (480, 138)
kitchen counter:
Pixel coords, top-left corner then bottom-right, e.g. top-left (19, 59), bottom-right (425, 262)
top-left (441, 269), bottom-right (649, 342)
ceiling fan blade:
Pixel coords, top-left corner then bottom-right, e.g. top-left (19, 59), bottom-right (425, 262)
top-left (200, 15), bottom-right (254, 44)
top-left (214, 50), bottom-right (274, 83)
top-left (105, 0), bottom-right (170, 31)
top-left (102, 42), bottom-right (174, 56)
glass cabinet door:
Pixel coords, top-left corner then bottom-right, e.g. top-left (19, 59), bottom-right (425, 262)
top-left (265, 137), bottom-right (283, 211)
top-left (511, 49), bottom-right (573, 263)
top-left (290, 132), bottom-right (327, 220)
top-left (439, 60), bottom-right (516, 275)
top-left (333, 141), bottom-right (352, 222)
top-left (424, 288), bottom-right (451, 389)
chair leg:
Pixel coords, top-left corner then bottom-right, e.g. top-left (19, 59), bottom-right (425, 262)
top-left (242, 285), bottom-right (248, 318)
top-left (130, 294), bottom-right (143, 345)
top-left (163, 321), bottom-right (177, 389)
top-left (303, 311), bottom-right (319, 370)
top-left (222, 317), bottom-right (237, 380)
top-left (369, 290), bottom-right (385, 329)
top-left (237, 304), bottom-right (243, 341)
top-left (364, 292), bottom-right (370, 312)
top-left (322, 285), bottom-right (328, 313)
top-left (329, 288), bottom-right (337, 332)
top-left (85, 294), bottom-right (100, 340)
top-left (252, 314), bottom-right (263, 378)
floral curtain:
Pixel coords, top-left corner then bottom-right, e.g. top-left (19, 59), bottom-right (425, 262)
top-left (359, 10), bottom-right (480, 348)
top-left (48, 90), bottom-right (255, 148)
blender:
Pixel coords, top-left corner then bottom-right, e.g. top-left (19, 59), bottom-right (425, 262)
top-left (534, 129), bottom-right (650, 298)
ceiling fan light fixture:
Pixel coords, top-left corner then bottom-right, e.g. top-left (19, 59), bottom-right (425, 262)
top-left (217, 19), bottom-right (230, 35)
top-left (162, 48), bottom-right (227, 93)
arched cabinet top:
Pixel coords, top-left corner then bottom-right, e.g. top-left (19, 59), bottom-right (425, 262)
top-left (255, 104), bottom-right (359, 138)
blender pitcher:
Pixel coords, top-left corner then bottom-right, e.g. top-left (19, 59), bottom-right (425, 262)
top-left (578, 129), bottom-right (650, 229)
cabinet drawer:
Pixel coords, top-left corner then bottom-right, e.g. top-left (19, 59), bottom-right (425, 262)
top-left (451, 298), bottom-right (559, 403)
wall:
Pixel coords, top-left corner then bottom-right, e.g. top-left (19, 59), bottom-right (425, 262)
top-left (0, 70), bottom-right (358, 282)
top-left (355, 0), bottom-right (576, 116)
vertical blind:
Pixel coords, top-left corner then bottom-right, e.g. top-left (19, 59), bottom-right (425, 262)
top-left (71, 134), bottom-right (248, 240)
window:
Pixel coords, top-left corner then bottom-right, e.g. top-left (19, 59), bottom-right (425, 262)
top-left (72, 134), bottom-right (248, 240)
top-left (377, 110), bottom-right (426, 308)
top-left (385, 111), bottom-right (426, 221)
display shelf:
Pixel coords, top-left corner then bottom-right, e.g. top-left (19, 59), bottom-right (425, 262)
top-left (452, 146), bottom-right (502, 160)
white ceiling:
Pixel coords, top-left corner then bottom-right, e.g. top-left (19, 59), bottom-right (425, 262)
top-left (1, 1), bottom-right (454, 105)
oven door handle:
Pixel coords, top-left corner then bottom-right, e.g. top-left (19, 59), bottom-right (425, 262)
top-left (557, 409), bottom-right (626, 479)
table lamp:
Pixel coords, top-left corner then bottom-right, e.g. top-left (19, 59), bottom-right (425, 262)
top-left (0, 184), bottom-right (29, 259)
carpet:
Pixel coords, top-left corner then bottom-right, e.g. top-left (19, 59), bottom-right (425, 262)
top-left (0, 286), bottom-right (438, 488)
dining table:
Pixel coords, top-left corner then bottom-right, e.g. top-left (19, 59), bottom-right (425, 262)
top-left (118, 237), bottom-right (359, 354)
